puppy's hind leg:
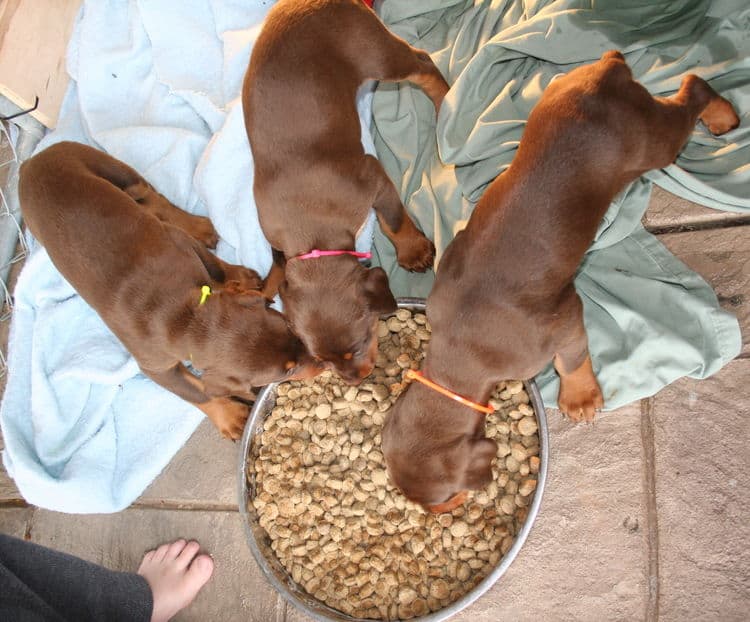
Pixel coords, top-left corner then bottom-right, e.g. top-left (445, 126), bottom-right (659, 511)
top-left (352, 12), bottom-right (449, 112)
top-left (124, 180), bottom-right (219, 249)
top-left (361, 155), bottom-right (435, 272)
top-left (401, 48), bottom-right (450, 114)
top-left (668, 75), bottom-right (740, 137)
top-left (645, 75), bottom-right (740, 170)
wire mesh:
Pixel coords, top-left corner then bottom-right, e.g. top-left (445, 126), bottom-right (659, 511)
top-left (0, 121), bottom-right (28, 378)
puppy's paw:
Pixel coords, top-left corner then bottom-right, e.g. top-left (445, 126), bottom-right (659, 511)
top-left (701, 96), bottom-right (740, 136)
top-left (397, 234), bottom-right (435, 272)
top-left (224, 265), bottom-right (263, 292)
top-left (213, 400), bottom-right (250, 440)
top-left (558, 382), bottom-right (604, 423)
top-left (189, 216), bottom-right (220, 249)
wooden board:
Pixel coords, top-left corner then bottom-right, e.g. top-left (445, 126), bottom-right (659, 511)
top-left (0, 0), bottom-right (82, 128)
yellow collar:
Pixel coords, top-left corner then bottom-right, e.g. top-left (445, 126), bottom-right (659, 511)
top-left (198, 285), bottom-right (212, 306)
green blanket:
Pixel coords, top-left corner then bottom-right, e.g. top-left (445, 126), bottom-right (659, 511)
top-left (369, 0), bottom-right (748, 409)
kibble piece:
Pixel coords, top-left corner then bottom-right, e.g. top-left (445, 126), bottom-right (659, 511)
top-left (386, 317), bottom-right (403, 332)
top-left (475, 491), bottom-right (490, 505)
top-left (518, 416), bottom-right (538, 436)
top-left (371, 469), bottom-right (388, 487)
top-left (411, 598), bottom-right (429, 616)
top-left (396, 353), bottom-right (412, 369)
top-left (372, 384), bottom-right (390, 402)
top-left (450, 520), bottom-right (469, 538)
top-left (429, 579), bottom-right (450, 600)
top-left (506, 380), bottom-right (524, 394)
top-left (519, 478), bottom-right (538, 497)
top-left (398, 587), bottom-right (418, 605)
top-left (529, 455), bottom-right (541, 474)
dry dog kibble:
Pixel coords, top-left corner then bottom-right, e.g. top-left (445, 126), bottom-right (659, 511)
top-left (248, 309), bottom-right (540, 620)
top-left (518, 416), bottom-right (538, 436)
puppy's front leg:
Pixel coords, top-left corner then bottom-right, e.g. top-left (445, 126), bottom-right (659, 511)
top-left (553, 305), bottom-right (604, 422)
top-left (124, 181), bottom-right (219, 248)
top-left (362, 155), bottom-right (435, 272)
top-left (261, 249), bottom-right (287, 300)
top-left (142, 364), bottom-right (249, 440)
top-left (193, 397), bottom-right (250, 440)
top-left (554, 352), bottom-right (604, 423)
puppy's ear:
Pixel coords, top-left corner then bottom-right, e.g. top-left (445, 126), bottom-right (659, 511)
top-left (363, 267), bottom-right (397, 314)
top-left (460, 437), bottom-right (498, 491)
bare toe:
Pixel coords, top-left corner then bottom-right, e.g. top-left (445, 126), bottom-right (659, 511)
top-left (151, 543), bottom-right (172, 564)
top-left (187, 554), bottom-right (214, 589)
top-left (176, 541), bottom-right (201, 569)
top-left (165, 539), bottom-right (188, 560)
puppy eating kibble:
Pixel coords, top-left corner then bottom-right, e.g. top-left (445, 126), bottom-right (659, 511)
top-left (243, 0), bottom-right (448, 383)
top-left (20, 141), bottom-right (320, 439)
top-left (383, 51), bottom-right (740, 510)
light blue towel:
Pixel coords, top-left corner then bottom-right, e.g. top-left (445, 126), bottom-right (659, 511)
top-left (0, 0), bottom-right (377, 513)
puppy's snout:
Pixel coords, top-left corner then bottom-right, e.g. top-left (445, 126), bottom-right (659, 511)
top-left (288, 363), bottom-right (323, 381)
top-left (341, 370), bottom-right (364, 385)
top-left (288, 352), bottom-right (324, 381)
top-left (337, 360), bottom-right (373, 384)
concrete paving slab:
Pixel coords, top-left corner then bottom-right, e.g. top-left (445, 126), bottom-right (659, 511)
top-left (0, 506), bottom-right (33, 538)
top-left (137, 419), bottom-right (240, 508)
top-left (461, 405), bottom-right (650, 622)
top-left (29, 508), bottom-right (284, 622)
top-left (659, 225), bottom-right (750, 356)
top-left (644, 186), bottom-right (750, 232)
top-left (288, 405), bottom-right (650, 622)
top-left (652, 359), bottom-right (750, 622)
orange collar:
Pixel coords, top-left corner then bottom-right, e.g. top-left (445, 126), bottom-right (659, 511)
top-left (405, 369), bottom-right (494, 415)
top-left (425, 490), bottom-right (469, 514)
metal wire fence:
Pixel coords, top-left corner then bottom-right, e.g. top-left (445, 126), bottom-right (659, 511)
top-left (0, 121), bottom-right (29, 378)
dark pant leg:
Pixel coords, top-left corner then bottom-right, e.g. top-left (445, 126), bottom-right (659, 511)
top-left (0, 533), bottom-right (152, 622)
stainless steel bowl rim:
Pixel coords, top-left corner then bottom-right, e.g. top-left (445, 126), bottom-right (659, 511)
top-left (238, 298), bottom-right (549, 622)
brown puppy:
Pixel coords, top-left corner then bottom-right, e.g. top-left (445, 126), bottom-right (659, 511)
top-left (383, 51), bottom-right (740, 510)
top-left (243, 0), bottom-right (448, 383)
top-left (20, 141), bottom-right (320, 439)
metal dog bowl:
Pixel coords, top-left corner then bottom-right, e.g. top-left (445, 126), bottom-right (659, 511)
top-left (238, 298), bottom-right (549, 622)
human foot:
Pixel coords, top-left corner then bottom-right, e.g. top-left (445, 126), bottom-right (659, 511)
top-left (137, 539), bottom-right (214, 622)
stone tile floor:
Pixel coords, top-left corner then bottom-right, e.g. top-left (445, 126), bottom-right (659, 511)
top-left (0, 184), bottom-right (748, 621)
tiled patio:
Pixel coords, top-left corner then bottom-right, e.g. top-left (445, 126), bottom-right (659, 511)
top-left (1, 186), bottom-right (748, 621)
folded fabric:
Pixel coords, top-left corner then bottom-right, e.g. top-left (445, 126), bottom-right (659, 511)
top-left (369, 0), bottom-right (747, 409)
top-left (0, 0), bottom-right (377, 513)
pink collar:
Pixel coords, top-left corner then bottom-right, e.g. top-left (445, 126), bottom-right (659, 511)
top-left (292, 249), bottom-right (372, 261)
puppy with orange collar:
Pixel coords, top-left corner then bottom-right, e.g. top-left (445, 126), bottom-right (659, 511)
top-left (383, 51), bottom-right (740, 511)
